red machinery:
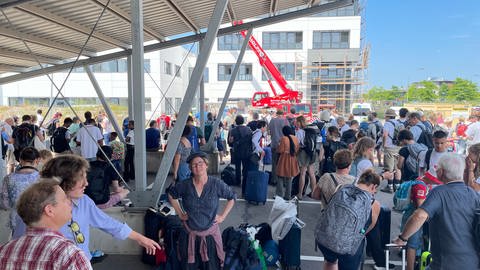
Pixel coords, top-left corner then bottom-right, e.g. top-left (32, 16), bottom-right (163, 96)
top-left (234, 21), bottom-right (312, 118)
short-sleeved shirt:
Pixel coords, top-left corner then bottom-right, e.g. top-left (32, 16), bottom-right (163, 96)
top-left (316, 173), bottom-right (355, 207)
top-left (295, 129), bottom-right (305, 147)
top-left (110, 140), bottom-right (125, 160)
top-left (383, 120), bottom-right (395, 148)
top-left (176, 140), bottom-right (192, 163)
top-left (466, 122), bottom-right (480, 144)
top-left (421, 150), bottom-right (447, 178)
top-left (145, 127), bottom-right (160, 149)
top-left (168, 176), bottom-right (236, 231)
top-left (410, 122), bottom-right (426, 143)
top-left (355, 159), bottom-right (373, 179)
top-left (76, 125), bottom-right (103, 159)
top-left (399, 146), bottom-right (418, 181)
top-left (420, 182), bottom-right (480, 269)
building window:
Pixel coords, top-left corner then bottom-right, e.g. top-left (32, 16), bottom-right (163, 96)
top-left (218, 64), bottom-right (252, 81)
top-left (144, 59), bottom-right (151, 73)
top-left (313, 31), bottom-right (349, 49)
top-left (203, 68), bottom-right (209, 83)
top-left (175, 65), bottom-right (181, 77)
top-left (145, 97), bottom-right (152, 111)
top-left (165, 98), bottom-right (174, 115)
top-left (262, 62), bottom-right (302, 81)
top-left (175, 98), bottom-right (182, 111)
top-left (314, 5), bottom-right (355, 16)
top-left (164, 61), bottom-right (172, 75)
top-left (310, 62), bottom-right (352, 81)
top-left (262, 32), bottom-right (302, 50)
top-left (218, 34), bottom-right (245, 50)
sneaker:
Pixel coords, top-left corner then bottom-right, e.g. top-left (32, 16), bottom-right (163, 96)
top-left (373, 263), bottom-right (395, 270)
top-left (380, 186), bottom-right (393, 194)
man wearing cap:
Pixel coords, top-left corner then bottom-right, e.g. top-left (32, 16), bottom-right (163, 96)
top-left (381, 109), bottom-right (402, 193)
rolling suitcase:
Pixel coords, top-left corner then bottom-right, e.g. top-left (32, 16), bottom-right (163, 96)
top-left (385, 244), bottom-right (406, 270)
top-left (263, 147), bottom-right (272, 165)
top-left (245, 168), bottom-right (269, 205)
top-left (379, 206), bottom-right (392, 249)
top-left (278, 223), bottom-right (301, 270)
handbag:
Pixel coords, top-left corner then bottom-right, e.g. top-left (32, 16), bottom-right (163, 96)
top-left (250, 152), bottom-right (261, 163)
top-left (34, 135), bottom-right (47, 151)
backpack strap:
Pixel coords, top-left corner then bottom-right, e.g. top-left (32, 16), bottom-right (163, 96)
top-left (17, 165), bottom-right (38, 171)
top-left (386, 120), bottom-right (396, 140)
top-left (321, 173), bottom-right (340, 205)
top-left (425, 149), bottom-right (433, 171)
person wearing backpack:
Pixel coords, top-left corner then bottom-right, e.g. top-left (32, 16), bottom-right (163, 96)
top-left (186, 115), bottom-right (206, 153)
top-left (394, 153), bottom-right (480, 270)
top-left (322, 126), bottom-right (347, 175)
top-left (312, 149), bottom-right (355, 206)
top-left (50, 117), bottom-right (73, 154)
top-left (394, 177), bottom-right (428, 270)
top-left (420, 130), bottom-right (449, 185)
top-left (408, 112), bottom-right (432, 148)
top-left (268, 109), bottom-right (289, 190)
top-left (381, 109), bottom-right (403, 193)
top-left (228, 115), bottom-right (253, 196)
top-left (295, 116), bottom-right (317, 199)
top-left (341, 120), bottom-right (359, 148)
top-left (349, 137), bottom-right (375, 180)
top-left (397, 130), bottom-right (427, 183)
top-left (12, 115), bottom-right (44, 162)
top-left (315, 169), bottom-right (381, 270)
top-left (251, 120), bottom-right (267, 171)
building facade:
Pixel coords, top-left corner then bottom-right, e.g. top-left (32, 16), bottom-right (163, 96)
top-left (203, 3), bottom-right (365, 113)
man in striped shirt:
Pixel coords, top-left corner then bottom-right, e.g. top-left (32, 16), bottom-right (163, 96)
top-left (0, 178), bottom-right (92, 270)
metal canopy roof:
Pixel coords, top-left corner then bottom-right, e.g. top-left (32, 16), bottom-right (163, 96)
top-left (0, 0), bottom-right (352, 82)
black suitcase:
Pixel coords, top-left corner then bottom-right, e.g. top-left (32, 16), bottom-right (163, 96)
top-left (141, 208), bottom-right (166, 265)
top-left (378, 206), bottom-right (391, 249)
top-left (221, 165), bottom-right (237, 186)
top-left (279, 224), bottom-right (301, 269)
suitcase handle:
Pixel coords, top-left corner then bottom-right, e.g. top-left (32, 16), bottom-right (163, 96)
top-left (385, 244), bottom-right (406, 270)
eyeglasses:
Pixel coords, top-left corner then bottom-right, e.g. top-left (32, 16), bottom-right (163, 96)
top-left (69, 220), bottom-right (85, 244)
top-left (191, 161), bottom-right (206, 168)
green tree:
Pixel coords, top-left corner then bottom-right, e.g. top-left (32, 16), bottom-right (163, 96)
top-left (438, 84), bottom-right (449, 101)
top-left (406, 80), bottom-right (438, 102)
top-left (363, 86), bottom-right (403, 102)
top-left (446, 78), bottom-right (479, 102)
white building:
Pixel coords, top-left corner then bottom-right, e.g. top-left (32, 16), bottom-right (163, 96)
top-left (203, 4), bottom-right (365, 113)
top-left (0, 45), bottom-right (196, 118)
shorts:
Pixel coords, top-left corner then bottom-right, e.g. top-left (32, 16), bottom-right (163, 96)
top-left (383, 146), bottom-right (399, 172)
top-left (317, 240), bottom-right (365, 270)
top-left (406, 226), bottom-right (423, 250)
top-left (298, 150), bottom-right (315, 167)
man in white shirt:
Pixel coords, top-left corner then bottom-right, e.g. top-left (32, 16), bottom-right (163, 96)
top-left (76, 118), bottom-right (103, 160)
top-left (465, 115), bottom-right (480, 146)
top-left (421, 130), bottom-right (449, 183)
top-left (408, 112), bottom-right (427, 143)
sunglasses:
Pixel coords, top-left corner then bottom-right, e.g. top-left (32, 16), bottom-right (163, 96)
top-left (69, 220), bottom-right (85, 244)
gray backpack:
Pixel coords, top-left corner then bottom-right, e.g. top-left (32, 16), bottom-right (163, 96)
top-left (315, 184), bottom-right (372, 255)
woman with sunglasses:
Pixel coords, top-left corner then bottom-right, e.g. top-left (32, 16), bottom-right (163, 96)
top-left (40, 154), bottom-right (160, 262)
top-left (0, 147), bottom-right (40, 239)
top-left (169, 151), bottom-right (236, 270)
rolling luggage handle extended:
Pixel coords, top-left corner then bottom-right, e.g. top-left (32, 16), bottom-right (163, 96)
top-left (385, 243), bottom-right (406, 270)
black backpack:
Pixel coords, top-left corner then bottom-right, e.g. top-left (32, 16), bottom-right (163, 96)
top-left (46, 120), bottom-right (58, 136)
top-left (85, 161), bottom-right (110, 205)
top-left (303, 126), bottom-right (319, 158)
top-left (417, 125), bottom-right (434, 149)
top-left (13, 123), bottom-right (34, 151)
top-left (232, 126), bottom-right (253, 159)
top-left (50, 127), bottom-right (70, 153)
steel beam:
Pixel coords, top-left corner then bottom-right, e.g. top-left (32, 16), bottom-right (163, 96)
top-left (130, 0), bottom-right (147, 192)
top-left (90, 0), bottom-right (166, 41)
top-left (0, 0), bottom-right (353, 85)
top-left (126, 55), bottom-right (133, 134)
top-left (0, 48), bottom-right (60, 64)
top-left (199, 41), bottom-right (205, 139)
top-left (84, 65), bottom-right (124, 145)
top-left (0, 26), bottom-right (97, 57)
top-left (226, 2), bottom-right (236, 21)
top-left (270, 0), bottom-right (278, 15)
top-left (16, 4), bottom-right (130, 49)
top-left (0, 63), bottom-right (26, 72)
top-left (163, 0), bottom-right (199, 33)
top-left (206, 28), bottom-right (252, 148)
top-left (152, 0), bottom-right (230, 207)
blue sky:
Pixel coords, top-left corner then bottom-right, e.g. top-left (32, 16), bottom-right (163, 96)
top-left (365, 1), bottom-right (480, 89)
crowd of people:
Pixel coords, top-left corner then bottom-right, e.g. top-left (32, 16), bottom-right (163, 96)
top-left (0, 105), bottom-right (479, 269)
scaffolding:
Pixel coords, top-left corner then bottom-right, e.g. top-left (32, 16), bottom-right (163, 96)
top-left (304, 0), bottom-right (369, 114)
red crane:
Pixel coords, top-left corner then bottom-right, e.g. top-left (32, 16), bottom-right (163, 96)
top-left (234, 21), bottom-right (312, 118)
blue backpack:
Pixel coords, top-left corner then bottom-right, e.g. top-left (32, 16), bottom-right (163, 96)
top-left (187, 125), bottom-right (199, 152)
top-left (359, 121), bottom-right (369, 134)
top-left (393, 180), bottom-right (427, 212)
